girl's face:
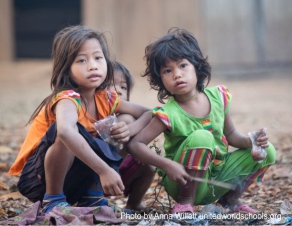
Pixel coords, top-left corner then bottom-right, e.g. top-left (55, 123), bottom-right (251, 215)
top-left (70, 38), bottom-right (107, 91)
top-left (110, 70), bottom-right (128, 100)
top-left (160, 58), bottom-right (198, 98)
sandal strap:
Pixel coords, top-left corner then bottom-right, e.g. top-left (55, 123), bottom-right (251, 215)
top-left (229, 204), bottom-right (259, 214)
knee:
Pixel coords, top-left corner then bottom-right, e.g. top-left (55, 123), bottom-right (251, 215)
top-left (45, 136), bottom-right (74, 162)
top-left (179, 130), bottom-right (215, 170)
top-left (185, 130), bottom-right (215, 152)
top-left (179, 148), bottom-right (213, 170)
top-left (264, 142), bottom-right (276, 165)
top-left (143, 164), bottom-right (156, 178)
top-left (117, 114), bottom-right (135, 125)
top-left (49, 136), bottom-right (69, 152)
top-left (173, 130), bottom-right (215, 170)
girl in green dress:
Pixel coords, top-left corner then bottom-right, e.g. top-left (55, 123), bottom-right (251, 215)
top-left (128, 28), bottom-right (276, 214)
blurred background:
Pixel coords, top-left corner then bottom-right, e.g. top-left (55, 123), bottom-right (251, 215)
top-left (0, 0), bottom-right (291, 139)
top-left (0, 1), bottom-right (291, 218)
top-left (1, 0), bottom-right (292, 71)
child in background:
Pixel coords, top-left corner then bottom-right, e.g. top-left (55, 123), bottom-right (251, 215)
top-left (128, 28), bottom-right (276, 214)
top-left (109, 61), bottom-right (155, 211)
top-left (9, 25), bottom-right (150, 214)
top-left (109, 61), bottom-right (135, 136)
top-left (110, 61), bottom-right (134, 105)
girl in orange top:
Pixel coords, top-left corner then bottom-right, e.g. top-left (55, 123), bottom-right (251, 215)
top-left (9, 25), bottom-right (151, 213)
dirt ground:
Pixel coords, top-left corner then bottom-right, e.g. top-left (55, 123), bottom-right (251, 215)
top-left (1, 60), bottom-right (291, 141)
top-left (0, 60), bottom-right (291, 224)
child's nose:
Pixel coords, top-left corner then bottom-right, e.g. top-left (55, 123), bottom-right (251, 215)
top-left (173, 69), bottom-right (182, 79)
top-left (116, 89), bottom-right (122, 96)
top-left (88, 59), bottom-right (98, 71)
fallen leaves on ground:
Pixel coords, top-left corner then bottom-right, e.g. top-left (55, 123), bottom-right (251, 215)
top-left (0, 128), bottom-right (291, 225)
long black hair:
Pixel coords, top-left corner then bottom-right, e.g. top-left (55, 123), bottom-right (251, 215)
top-left (142, 28), bottom-right (211, 104)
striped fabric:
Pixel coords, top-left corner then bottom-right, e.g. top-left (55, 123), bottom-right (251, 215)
top-left (202, 118), bottom-right (212, 132)
top-left (107, 90), bottom-right (120, 115)
top-left (221, 135), bottom-right (228, 147)
top-left (52, 90), bottom-right (82, 111)
top-left (217, 85), bottom-right (231, 112)
top-left (246, 166), bottom-right (269, 182)
top-left (152, 107), bottom-right (172, 131)
top-left (212, 147), bottom-right (225, 166)
top-left (179, 148), bottom-right (212, 170)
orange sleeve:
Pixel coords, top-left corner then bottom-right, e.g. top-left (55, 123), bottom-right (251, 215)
top-left (9, 90), bottom-right (82, 175)
top-left (107, 90), bottom-right (121, 115)
top-left (8, 109), bottom-right (48, 175)
top-left (94, 90), bottom-right (121, 120)
top-left (51, 90), bottom-right (82, 114)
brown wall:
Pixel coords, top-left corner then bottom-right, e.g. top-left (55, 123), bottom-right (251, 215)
top-left (1, 0), bottom-right (292, 77)
top-left (83, 0), bottom-right (203, 76)
top-left (82, 0), bottom-right (292, 77)
top-left (0, 0), bottom-right (14, 61)
top-left (204, 0), bottom-right (292, 67)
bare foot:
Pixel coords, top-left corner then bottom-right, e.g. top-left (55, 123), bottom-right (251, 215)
top-left (125, 203), bottom-right (147, 212)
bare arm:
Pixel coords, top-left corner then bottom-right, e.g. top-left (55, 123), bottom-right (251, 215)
top-left (128, 117), bottom-right (190, 185)
top-left (127, 111), bottom-right (152, 137)
top-left (224, 111), bottom-right (269, 149)
top-left (117, 100), bottom-right (149, 119)
top-left (116, 111), bottom-right (152, 137)
top-left (116, 111), bottom-right (151, 157)
top-left (55, 99), bottom-right (124, 195)
top-left (110, 100), bottom-right (150, 141)
top-left (224, 111), bottom-right (252, 148)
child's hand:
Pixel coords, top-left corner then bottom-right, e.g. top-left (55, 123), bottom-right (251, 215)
top-left (110, 121), bottom-right (130, 143)
top-left (256, 128), bottom-right (269, 148)
top-left (99, 167), bottom-right (125, 196)
top-left (164, 161), bottom-right (191, 185)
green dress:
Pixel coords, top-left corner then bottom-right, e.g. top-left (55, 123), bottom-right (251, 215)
top-left (152, 85), bottom-right (276, 205)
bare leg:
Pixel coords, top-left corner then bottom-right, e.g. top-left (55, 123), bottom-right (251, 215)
top-left (117, 114), bottom-right (155, 210)
top-left (44, 136), bottom-right (75, 195)
top-left (125, 164), bottom-right (155, 211)
top-left (177, 169), bottom-right (206, 205)
top-left (217, 179), bottom-right (253, 209)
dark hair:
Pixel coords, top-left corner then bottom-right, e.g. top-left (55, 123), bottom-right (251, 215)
top-left (27, 25), bottom-right (114, 124)
top-left (142, 28), bottom-right (211, 104)
top-left (113, 61), bottom-right (134, 101)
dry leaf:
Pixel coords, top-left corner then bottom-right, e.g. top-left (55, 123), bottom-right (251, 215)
top-left (0, 192), bottom-right (22, 201)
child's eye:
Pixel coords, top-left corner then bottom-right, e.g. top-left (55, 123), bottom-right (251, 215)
top-left (162, 69), bottom-right (171, 74)
top-left (95, 56), bottom-right (103, 60)
top-left (121, 86), bottom-right (128, 90)
top-left (77, 59), bottom-right (86, 63)
top-left (181, 63), bottom-right (187, 68)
